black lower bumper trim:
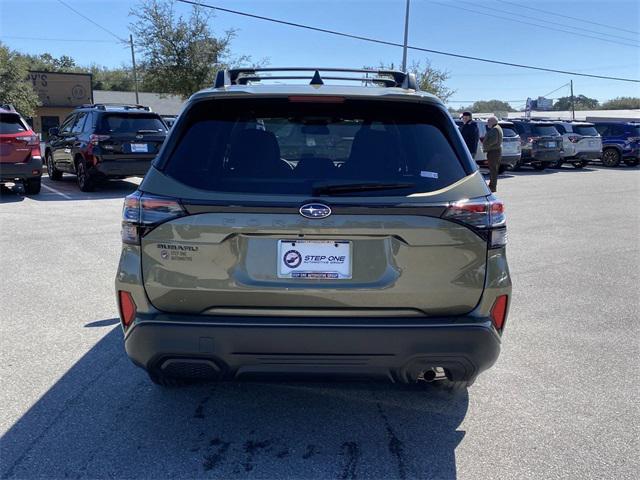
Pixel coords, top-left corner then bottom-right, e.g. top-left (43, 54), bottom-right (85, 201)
top-left (124, 314), bottom-right (502, 383)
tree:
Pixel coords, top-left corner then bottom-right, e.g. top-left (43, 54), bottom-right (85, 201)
top-left (409, 60), bottom-right (454, 102)
top-left (130, 0), bottom-right (238, 98)
top-left (466, 100), bottom-right (515, 114)
top-left (0, 43), bottom-right (40, 117)
top-left (553, 94), bottom-right (599, 111)
top-left (600, 97), bottom-right (640, 110)
top-left (374, 60), bottom-right (454, 102)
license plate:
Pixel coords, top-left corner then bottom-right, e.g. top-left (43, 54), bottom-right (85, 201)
top-left (589, 140), bottom-right (596, 147)
top-left (547, 142), bottom-right (556, 148)
top-left (130, 143), bottom-right (148, 153)
top-left (278, 240), bottom-right (352, 279)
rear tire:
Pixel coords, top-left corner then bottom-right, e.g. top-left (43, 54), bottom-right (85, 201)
top-left (24, 177), bottom-right (41, 195)
top-left (533, 163), bottom-right (546, 171)
top-left (624, 158), bottom-right (639, 167)
top-left (46, 152), bottom-right (62, 180)
top-left (602, 148), bottom-right (621, 167)
top-left (550, 160), bottom-right (563, 169)
top-left (76, 160), bottom-right (94, 192)
top-left (573, 161), bottom-right (586, 169)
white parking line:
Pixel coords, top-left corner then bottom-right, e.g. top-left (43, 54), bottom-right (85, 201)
top-left (41, 183), bottom-right (72, 200)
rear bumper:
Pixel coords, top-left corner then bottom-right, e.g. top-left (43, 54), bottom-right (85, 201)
top-left (93, 157), bottom-right (153, 177)
top-left (563, 151), bottom-right (601, 161)
top-left (124, 314), bottom-right (502, 383)
top-left (0, 157), bottom-right (42, 182)
top-left (522, 149), bottom-right (561, 162)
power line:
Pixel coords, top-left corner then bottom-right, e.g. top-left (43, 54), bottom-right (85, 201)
top-left (177, 0), bottom-right (639, 83)
top-left (1, 35), bottom-right (120, 44)
top-left (540, 83), bottom-right (571, 99)
top-left (435, 1), bottom-right (639, 48)
top-left (496, 0), bottom-right (640, 36)
top-left (56, 0), bottom-right (126, 43)
top-left (485, 0), bottom-right (639, 44)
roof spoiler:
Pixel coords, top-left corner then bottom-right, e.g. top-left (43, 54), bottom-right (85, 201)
top-left (214, 67), bottom-right (419, 90)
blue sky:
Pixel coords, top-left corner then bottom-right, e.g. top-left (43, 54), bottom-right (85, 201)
top-left (1, 0), bottom-right (638, 108)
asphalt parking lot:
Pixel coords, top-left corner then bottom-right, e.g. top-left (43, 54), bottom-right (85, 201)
top-left (1, 165), bottom-right (639, 480)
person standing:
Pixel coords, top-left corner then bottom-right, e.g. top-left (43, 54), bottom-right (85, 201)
top-left (459, 111), bottom-right (479, 158)
top-left (482, 116), bottom-right (503, 193)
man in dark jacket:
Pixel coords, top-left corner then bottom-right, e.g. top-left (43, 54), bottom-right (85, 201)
top-left (460, 111), bottom-right (479, 158)
top-left (482, 116), bottom-right (503, 193)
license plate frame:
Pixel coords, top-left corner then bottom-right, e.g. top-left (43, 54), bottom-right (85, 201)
top-left (277, 240), bottom-right (352, 279)
top-left (130, 143), bottom-right (149, 153)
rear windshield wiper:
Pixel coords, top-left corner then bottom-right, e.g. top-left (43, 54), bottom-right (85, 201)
top-left (136, 129), bottom-right (162, 134)
top-left (312, 182), bottom-right (415, 195)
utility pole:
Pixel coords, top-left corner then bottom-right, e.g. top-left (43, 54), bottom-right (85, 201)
top-left (129, 34), bottom-right (139, 104)
top-left (401, 0), bottom-right (411, 72)
top-left (570, 79), bottom-right (575, 121)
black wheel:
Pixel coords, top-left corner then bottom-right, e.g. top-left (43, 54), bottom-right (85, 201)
top-left (46, 152), bottom-right (62, 180)
top-left (76, 160), bottom-right (94, 192)
top-left (549, 160), bottom-right (563, 169)
top-left (148, 371), bottom-right (189, 387)
top-left (498, 164), bottom-right (508, 174)
top-left (602, 148), bottom-right (621, 167)
top-left (533, 162), bottom-right (546, 171)
top-left (624, 158), bottom-right (639, 167)
top-left (512, 159), bottom-right (522, 171)
top-left (573, 161), bottom-right (586, 169)
top-left (24, 177), bottom-right (41, 195)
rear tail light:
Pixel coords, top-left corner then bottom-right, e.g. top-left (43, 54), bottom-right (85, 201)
top-left (490, 295), bottom-right (508, 331)
top-left (568, 135), bottom-right (581, 143)
top-left (16, 135), bottom-right (39, 146)
top-left (89, 134), bottom-right (110, 145)
top-left (526, 136), bottom-right (539, 143)
top-left (441, 195), bottom-right (507, 248)
top-left (118, 290), bottom-right (137, 328)
top-left (121, 191), bottom-right (186, 244)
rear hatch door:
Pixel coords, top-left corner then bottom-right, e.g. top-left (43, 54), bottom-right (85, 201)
top-left (0, 113), bottom-right (32, 164)
top-left (97, 113), bottom-right (167, 159)
top-left (139, 96), bottom-right (490, 317)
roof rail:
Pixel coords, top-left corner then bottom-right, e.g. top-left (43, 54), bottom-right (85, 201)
top-left (214, 67), bottom-right (419, 90)
top-left (0, 103), bottom-right (17, 112)
top-left (76, 103), bottom-right (152, 112)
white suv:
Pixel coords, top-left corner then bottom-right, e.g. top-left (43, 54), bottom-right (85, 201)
top-left (455, 119), bottom-right (522, 172)
top-left (552, 121), bottom-right (602, 169)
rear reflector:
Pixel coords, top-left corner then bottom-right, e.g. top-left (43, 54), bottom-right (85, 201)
top-left (118, 290), bottom-right (137, 327)
top-left (490, 295), bottom-right (508, 331)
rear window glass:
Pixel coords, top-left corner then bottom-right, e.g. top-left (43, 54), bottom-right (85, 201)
top-left (573, 125), bottom-right (598, 136)
top-left (0, 114), bottom-right (28, 134)
top-left (533, 125), bottom-right (560, 136)
top-left (98, 114), bottom-right (166, 134)
top-left (163, 99), bottom-right (469, 197)
top-left (500, 126), bottom-right (517, 137)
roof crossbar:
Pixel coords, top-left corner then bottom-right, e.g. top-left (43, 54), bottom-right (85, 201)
top-left (214, 67), bottom-right (418, 90)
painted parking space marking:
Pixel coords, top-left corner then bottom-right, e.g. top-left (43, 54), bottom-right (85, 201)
top-left (41, 183), bottom-right (72, 200)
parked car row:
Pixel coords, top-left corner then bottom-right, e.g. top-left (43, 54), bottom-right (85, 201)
top-left (456, 116), bottom-right (639, 172)
top-left (2, 100), bottom-right (638, 197)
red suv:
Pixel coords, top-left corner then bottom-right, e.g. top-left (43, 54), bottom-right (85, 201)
top-left (0, 105), bottom-right (42, 194)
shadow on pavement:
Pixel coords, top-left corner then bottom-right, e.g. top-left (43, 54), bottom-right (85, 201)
top-left (1, 322), bottom-right (469, 479)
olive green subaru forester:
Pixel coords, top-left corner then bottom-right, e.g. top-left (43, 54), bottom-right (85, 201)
top-left (115, 68), bottom-right (512, 388)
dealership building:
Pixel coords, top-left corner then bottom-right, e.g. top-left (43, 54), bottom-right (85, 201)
top-left (25, 71), bottom-right (184, 140)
